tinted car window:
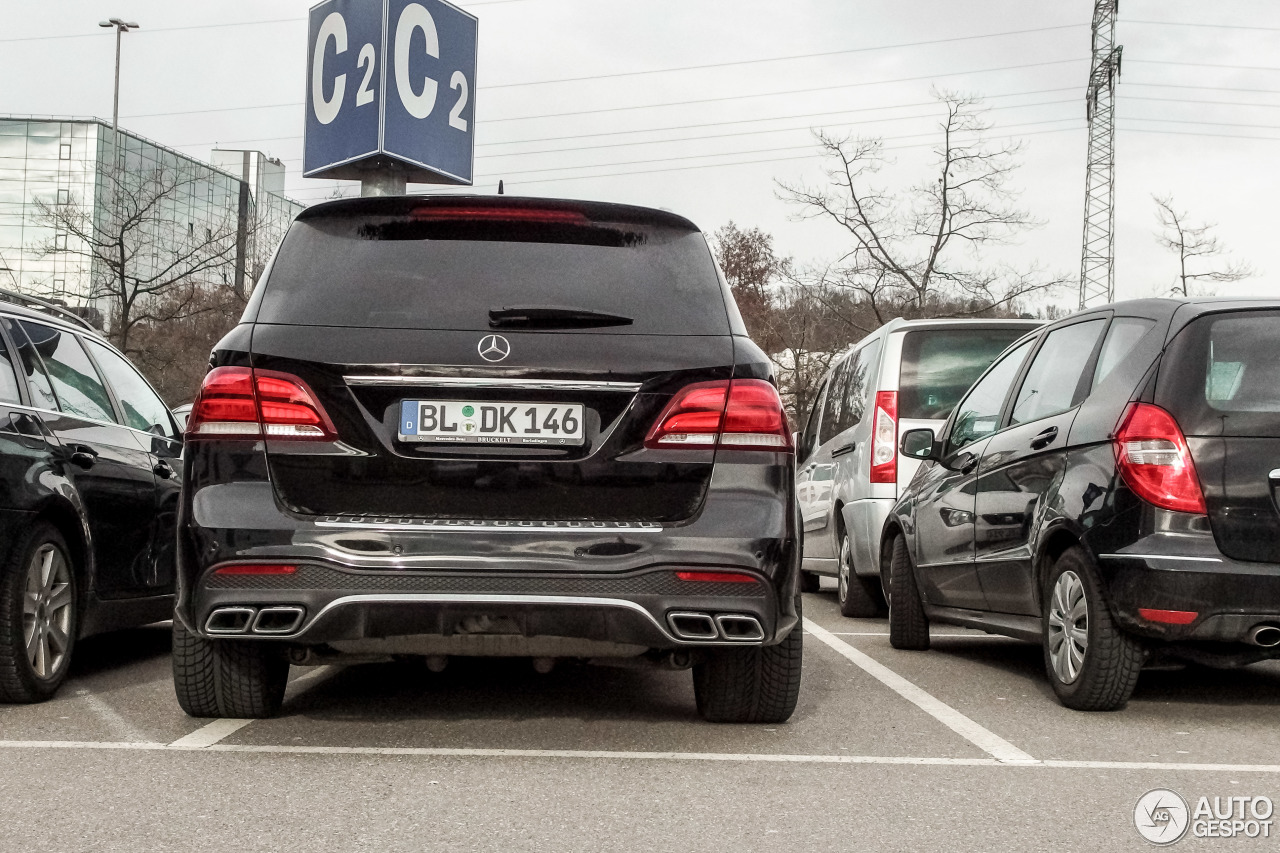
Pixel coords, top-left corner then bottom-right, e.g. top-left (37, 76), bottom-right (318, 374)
top-left (840, 339), bottom-right (880, 432)
top-left (899, 328), bottom-right (1031, 420)
top-left (87, 340), bottom-right (175, 437)
top-left (257, 213), bottom-right (729, 335)
top-left (1093, 317), bottom-right (1154, 387)
top-left (1010, 319), bottom-right (1106, 426)
top-left (798, 377), bottom-right (827, 461)
top-left (1160, 310), bottom-right (1280, 438)
top-left (950, 339), bottom-right (1034, 451)
top-left (819, 355), bottom-right (854, 445)
top-left (17, 320), bottom-right (115, 424)
top-left (4, 317), bottom-right (58, 411)
top-left (0, 324), bottom-right (21, 404)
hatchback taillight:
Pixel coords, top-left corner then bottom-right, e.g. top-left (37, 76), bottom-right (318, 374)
top-left (187, 367), bottom-right (337, 441)
top-left (645, 379), bottom-right (792, 451)
top-left (1114, 402), bottom-right (1206, 514)
top-left (869, 390), bottom-right (898, 484)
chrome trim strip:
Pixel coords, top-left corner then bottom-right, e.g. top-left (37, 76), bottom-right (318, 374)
top-left (344, 376), bottom-right (643, 392)
top-left (314, 518), bottom-right (664, 533)
top-left (291, 594), bottom-right (700, 645)
top-left (1097, 553), bottom-right (1223, 563)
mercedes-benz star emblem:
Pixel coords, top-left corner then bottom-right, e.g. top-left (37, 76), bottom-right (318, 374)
top-left (477, 334), bottom-right (511, 362)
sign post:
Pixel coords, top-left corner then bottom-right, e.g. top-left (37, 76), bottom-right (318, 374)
top-left (304, 0), bottom-right (477, 196)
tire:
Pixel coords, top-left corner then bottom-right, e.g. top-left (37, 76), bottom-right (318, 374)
top-left (1042, 546), bottom-right (1145, 712)
top-left (800, 571), bottom-right (821, 594)
top-left (694, 609), bottom-right (803, 724)
top-left (887, 534), bottom-right (929, 650)
top-left (0, 523), bottom-right (78, 703)
top-left (172, 620), bottom-right (289, 719)
top-left (837, 531), bottom-right (885, 618)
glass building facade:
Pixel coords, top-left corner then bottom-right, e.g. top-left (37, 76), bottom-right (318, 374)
top-left (0, 117), bottom-right (302, 321)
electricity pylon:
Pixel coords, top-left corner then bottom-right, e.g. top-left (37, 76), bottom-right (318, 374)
top-left (1079, 0), bottom-right (1123, 308)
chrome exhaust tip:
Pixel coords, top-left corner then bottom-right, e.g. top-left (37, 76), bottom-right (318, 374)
top-left (667, 611), bottom-right (718, 640)
top-left (1248, 624), bottom-right (1280, 648)
top-left (250, 606), bottom-right (305, 635)
top-left (205, 607), bottom-right (256, 635)
top-left (715, 614), bottom-right (765, 642)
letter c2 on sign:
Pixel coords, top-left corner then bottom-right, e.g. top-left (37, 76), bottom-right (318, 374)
top-left (395, 3), bottom-right (440, 120)
top-left (312, 12), bottom-right (348, 125)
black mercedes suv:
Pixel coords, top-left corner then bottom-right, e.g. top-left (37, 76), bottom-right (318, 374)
top-left (0, 292), bottom-right (182, 703)
top-left (173, 196), bottom-right (803, 722)
top-left (883, 298), bottom-right (1280, 710)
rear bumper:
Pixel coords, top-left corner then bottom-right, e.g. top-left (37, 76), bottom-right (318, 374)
top-left (1098, 543), bottom-right (1280, 643)
top-left (184, 561), bottom-right (787, 648)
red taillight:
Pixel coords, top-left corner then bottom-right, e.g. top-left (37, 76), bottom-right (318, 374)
top-left (212, 563), bottom-right (298, 576)
top-left (411, 206), bottom-right (590, 224)
top-left (1138, 608), bottom-right (1198, 625)
top-left (1114, 402), bottom-right (1206, 514)
top-left (187, 367), bottom-right (337, 441)
top-left (644, 379), bottom-right (792, 451)
top-left (869, 390), bottom-right (898, 484)
top-left (675, 570), bottom-right (761, 584)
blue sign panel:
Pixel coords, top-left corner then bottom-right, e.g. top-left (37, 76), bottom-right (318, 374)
top-left (304, 0), bottom-right (478, 185)
top-left (383, 0), bottom-right (478, 184)
top-left (304, 0), bottom-right (382, 177)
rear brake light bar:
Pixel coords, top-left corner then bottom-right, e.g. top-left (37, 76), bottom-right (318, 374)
top-left (675, 570), bottom-right (761, 584)
top-left (869, 390), bottom-right (898, 484)
top-left (644, 379), bottom-right (792, 452)
top-left (1138, 608), bottom-right (1198, 625)
top-left (187, 367), bottom-right (338, 441)
top-left (411, 206), bottom-right (590, 224)
top-left (1114, 402), bottom-right (1206, 514)
top-left (212, 563), bottom-right (299, 576)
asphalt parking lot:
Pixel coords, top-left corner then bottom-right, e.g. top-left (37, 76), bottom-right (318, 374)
top-left (2, 584), bottom-right (1278, 852)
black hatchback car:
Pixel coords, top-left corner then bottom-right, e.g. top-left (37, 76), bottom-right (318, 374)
top-left (0, 293), bottom-right (182, 702)
top-left (173, 196), bottom-right (803, 722)
top-left (882, 298), bottom-right (1280, 710)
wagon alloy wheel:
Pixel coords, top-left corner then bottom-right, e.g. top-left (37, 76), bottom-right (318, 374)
top-left (22, 544), bottom-right (74, 680)
top-left (837, 531), bottom-right (885, 618)
top-left (1046, 570), bottom-right (1087, 685)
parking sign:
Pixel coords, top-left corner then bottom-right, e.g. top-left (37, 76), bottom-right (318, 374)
top-left (304, 0), bottom-right (478, 184)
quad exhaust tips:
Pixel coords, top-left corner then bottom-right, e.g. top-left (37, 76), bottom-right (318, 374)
top-left (205, 606), bottom-right (305, 636)
top-left (1248, 624), bottom-right (1280, 648)
top-left (667, 611), bottom-right (764, 642)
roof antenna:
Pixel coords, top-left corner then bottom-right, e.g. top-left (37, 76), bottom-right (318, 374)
top-left (497, 180), bottom-right (505, 195)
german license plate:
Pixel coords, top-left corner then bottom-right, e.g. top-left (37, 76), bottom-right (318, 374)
top-left (398, 401), bottom-right (585, 446)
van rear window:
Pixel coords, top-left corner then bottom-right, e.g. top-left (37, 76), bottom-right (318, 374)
top-left (252, 211), bottom-right (730, 335)
top-left (1159, 310), bottom-right (1280, 438)
top-left (898, 328), bottom-right (1031, 420)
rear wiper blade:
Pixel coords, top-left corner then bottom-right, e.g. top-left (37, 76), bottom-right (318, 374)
top-left (488, 305), bottom-right (634, 328)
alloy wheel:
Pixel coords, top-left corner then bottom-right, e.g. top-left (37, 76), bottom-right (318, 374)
top-left (1047, 569), bottom-right (1088, 684)
top-left (22, 544), bottom-right (73, 680)
top-left (837, 536), bottom-right (851, 604)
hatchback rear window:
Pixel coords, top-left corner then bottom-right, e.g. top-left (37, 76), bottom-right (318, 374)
top-left (1160, 310), bottom-right (1280, 437)
top-left (898, 327), bottom-right (1033, 420)
top-left (252, 204), bottom-right (730, 335)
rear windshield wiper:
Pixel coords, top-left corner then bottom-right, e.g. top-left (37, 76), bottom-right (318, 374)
top-left (488, 306), bottom-right (634, 329)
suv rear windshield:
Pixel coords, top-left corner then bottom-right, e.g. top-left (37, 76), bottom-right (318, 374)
top-left (898, 327), bottom-right (1032, 420)
top-left (1160, 310), bottom-right (1280, 437)
top-left (253, 206), bottom-right (730, 335)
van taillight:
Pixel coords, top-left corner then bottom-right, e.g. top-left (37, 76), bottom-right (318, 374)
top-left (645, 379), bottom-right (792, 451)
top-left (187, 366), bottom-right (337, 441)
top-left (1114, 402), bottom-right (1206, 514)
top-left (869, 391), bottom-right (898, 484)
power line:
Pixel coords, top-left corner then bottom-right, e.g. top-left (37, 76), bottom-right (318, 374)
top-left (1126, 19), bottom-right (1280, 33)
top-left (1129, 58), bottom-right (1280, 73)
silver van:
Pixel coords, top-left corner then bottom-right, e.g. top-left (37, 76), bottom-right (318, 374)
top-left (796, 318), bottom-right (1042, 615)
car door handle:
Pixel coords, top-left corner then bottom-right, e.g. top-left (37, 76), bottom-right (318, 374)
top-left (831, 442), bottom-right (856, 458)
top-left (68, 444), bottom-right (99, 469)
top-left (1030, 426), bottom-right (1059, 450)
top-left (153, 460), bottom-right (175, 479)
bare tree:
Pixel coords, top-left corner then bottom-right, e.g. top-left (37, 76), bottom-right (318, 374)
top-left (711, 222), bottom-right (790, 351)
top-left (1153, 195), bottom-right (1254, 297)
top-left (777, 91), bottom-right (1065, 318)
top-left (32, 160), bottom-right (240, 354)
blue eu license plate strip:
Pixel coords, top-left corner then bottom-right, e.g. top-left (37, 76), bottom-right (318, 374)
top-left (398, 400), bottom-right (585, 446)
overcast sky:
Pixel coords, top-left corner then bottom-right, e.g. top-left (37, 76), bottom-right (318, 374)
top-left (4, 0), bottom-right (1278, 309)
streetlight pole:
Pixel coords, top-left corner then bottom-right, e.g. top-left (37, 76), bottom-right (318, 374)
top-left (98, 18), bottom-right (139, 130)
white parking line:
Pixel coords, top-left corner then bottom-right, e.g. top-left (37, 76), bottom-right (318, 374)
top-left (830, 632), bottom-right (1014, 638)
top-left (804, 618), bottom-right (1038, 764)
top-left (166, 666), bottom-right (333, 749)
top-left (2, 740), bottom-right (1280, 773)
top-left (76, 690), bottom-right (151, 743)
